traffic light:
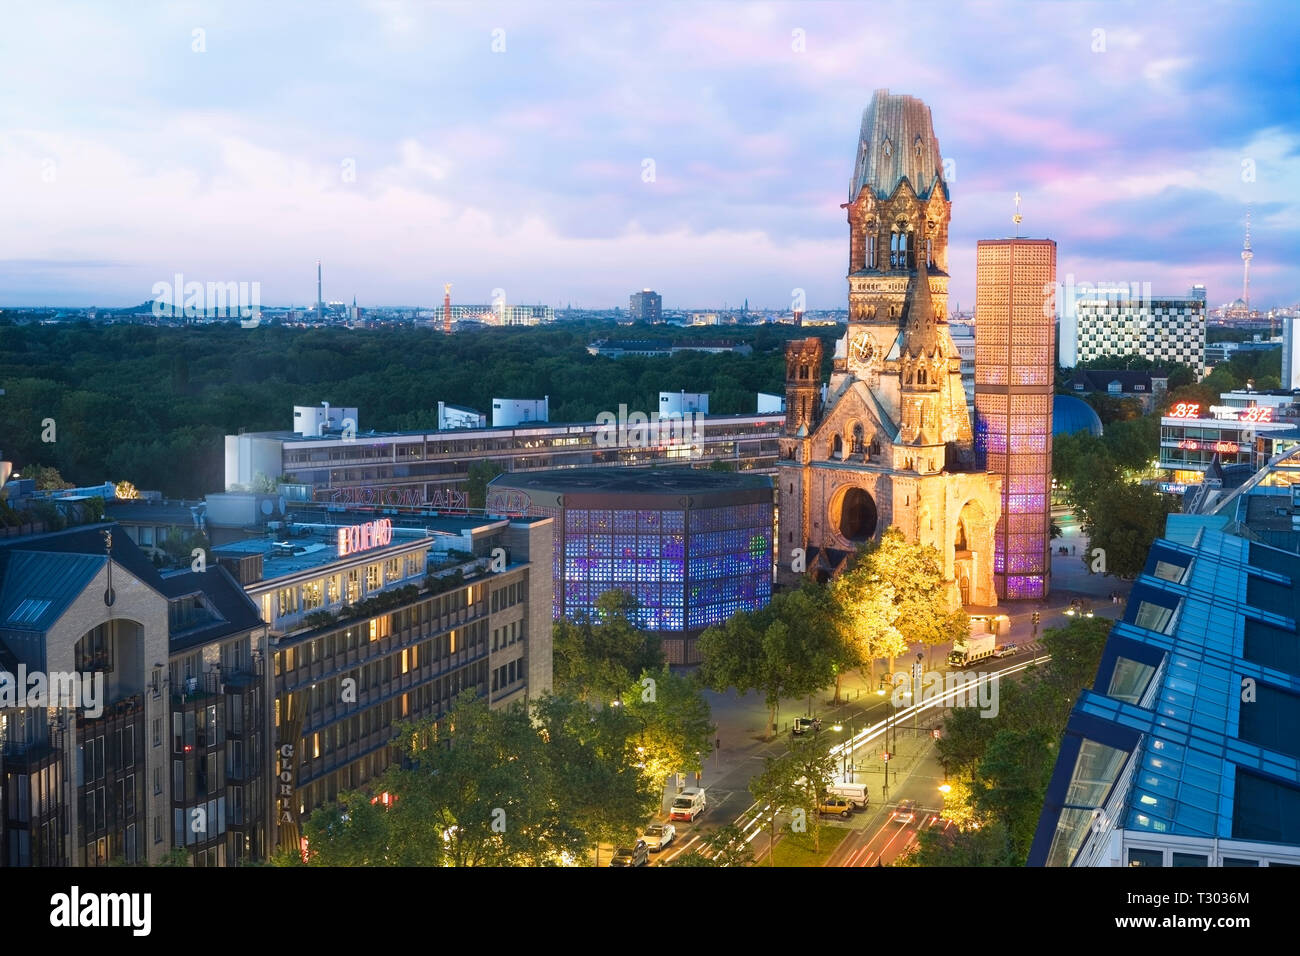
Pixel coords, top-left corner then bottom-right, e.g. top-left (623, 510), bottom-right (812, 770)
top-left (931, 728), bottom-right (941, 740)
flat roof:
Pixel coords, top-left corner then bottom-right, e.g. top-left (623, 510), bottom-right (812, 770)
top-left (489, 466), bottom-right (773, 495)
top-left (213, 529), bottom-right (428, 583)
top-left (234, 410), bottom-right (784, 445)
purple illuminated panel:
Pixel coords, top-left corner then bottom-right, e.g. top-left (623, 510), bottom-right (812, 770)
top-left (556, 502), bottom-right (773, 632)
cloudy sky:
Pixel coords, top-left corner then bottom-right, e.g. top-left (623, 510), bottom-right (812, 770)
top-left (1, 0), bottom-right (1296, 311)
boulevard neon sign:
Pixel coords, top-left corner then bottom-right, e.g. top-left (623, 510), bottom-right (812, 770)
top-left (337, 518), bottom-right (393, 556)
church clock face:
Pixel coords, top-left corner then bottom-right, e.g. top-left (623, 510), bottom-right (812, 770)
top-left (849, 332), bottom-right (877, 366)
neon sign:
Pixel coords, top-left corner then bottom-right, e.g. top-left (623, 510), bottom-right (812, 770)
top-left (1240, 406), bottom-right (1273, 423)
top-left (1177, 440), bottom-right (1240, 454)
top-left (337, 518), bottom-right (393, 556)
top-left (1169, 403), bottom-right (1201, 418)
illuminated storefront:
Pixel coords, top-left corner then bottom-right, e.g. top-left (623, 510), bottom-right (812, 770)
top-left (1159, 400), bottom-right (1299, 481)
top-left (487, 468), bottom-right (774, 664)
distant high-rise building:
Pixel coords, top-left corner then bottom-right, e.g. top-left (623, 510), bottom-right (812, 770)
top-left (316, 260), bottom-right (324, 321)
top-left (1072, 296), bottom-right (1206, 372)
top-left (1283, 316), bottom-right (1300, 390)
top-left (1189, 284), bottom-right (1207, 302)
top-left (629, 289), bottom-right (662, 323)
top-left (975, 238), bottom-right (1057, 600)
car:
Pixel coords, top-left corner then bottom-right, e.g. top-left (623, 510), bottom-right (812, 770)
top-left (609, 840), bottom-right (649, 867)
top-left (994, 642), bottom-right (1018, 658)
top-left (792, 716), bottom-right (822, 736)
top-left (817, 795), bottom-right (854, 819)
top-left (826, 781), bottom-right (870, 809)
top-left (670, 787), bottom-right (707, 822)
top-left (642, 823), bottom-right (676, 852)
top-left (891, 799), bottom-right (916, 824)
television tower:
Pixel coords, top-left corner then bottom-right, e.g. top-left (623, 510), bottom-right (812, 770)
top-left (1241, 208), bottom-right (1253, 317)
top-left (443, 283), bottom-right (452, 334)
top-left (316, 260), bottom-right (324, 321)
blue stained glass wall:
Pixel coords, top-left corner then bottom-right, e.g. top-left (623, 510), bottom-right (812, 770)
top-left (560, 502), bottom-right (773, 632)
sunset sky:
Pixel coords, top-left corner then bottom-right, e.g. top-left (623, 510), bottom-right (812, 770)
top-left (2, 0), bottom-right (1296, 311)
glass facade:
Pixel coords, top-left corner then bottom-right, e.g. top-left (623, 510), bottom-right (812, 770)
top-left (559, 502), bottom-right (773, 632)
top-left (975, 239), bottom-right (1056, 599)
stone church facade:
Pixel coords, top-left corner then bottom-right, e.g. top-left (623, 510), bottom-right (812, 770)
top-left (777, 90), bottom-right (1001, 607)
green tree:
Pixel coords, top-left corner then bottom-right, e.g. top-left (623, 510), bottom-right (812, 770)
top-left (786, 735), bottom-right (839, 852)
top-left (302, 790), bottom-right (394, 865)
top-left (22, 463), bottom-right (72, 490)
top-left (621, 664), bottom-right (715, 793)
top-left (465, 460), bottom-right (506, 509)
top-left (1079, 480), bottom-right (1178, 579)
top-left (749, 751), bottom-right (802, 866)
top-left (553, 589), bottom-right (664, 703)
top-left (697, 583), bottom-right (838, 739)
top-left (833, 528), bottom-right (962, 679)
top-left (534, 693), bottom-right (658, 865)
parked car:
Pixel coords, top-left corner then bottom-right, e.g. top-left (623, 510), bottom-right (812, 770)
top-left (827, 781), bottom-right (870, 809)
top-left (994, 642), bottom-right (1018, 658)
top-left (609, 840), bottom-right (649, 867)
top-left (792, 716), bottom-right (822, 736)
top-left (891, 800), bottom-right (916, 824)
top-left (670, 787), bottom-right (707, 822)
top-left (817, 795), bottom-right (855, 819)
top-left (642, 823), bottom-right (676, 852)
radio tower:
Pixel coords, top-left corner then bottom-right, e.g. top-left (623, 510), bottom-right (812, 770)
top-left (1241, 208), bottom-right (1253, 319)
top-left (443, 283), bottom-right (452, 334)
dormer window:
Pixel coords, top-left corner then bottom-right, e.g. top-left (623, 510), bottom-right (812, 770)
top-left (914, 136), bottom-right (924, 158)
top-left (882, 138), bottom-right (892, 158)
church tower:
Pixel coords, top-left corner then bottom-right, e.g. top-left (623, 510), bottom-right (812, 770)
top-left (778, 90), bottom-right (1002, 607)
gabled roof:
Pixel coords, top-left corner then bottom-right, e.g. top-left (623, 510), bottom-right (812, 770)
top-left (0, 551), bottom-right (103, 631)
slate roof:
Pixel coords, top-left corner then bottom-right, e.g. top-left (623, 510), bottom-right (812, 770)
top-left (850, 89), bottom-right (947, 203)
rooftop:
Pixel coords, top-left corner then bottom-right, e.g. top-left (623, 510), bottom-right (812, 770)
top-left (489, 466), bottom-right (773, 496)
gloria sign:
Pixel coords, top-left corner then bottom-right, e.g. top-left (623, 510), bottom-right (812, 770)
top-left (337, 518), bottom-right (393, 556)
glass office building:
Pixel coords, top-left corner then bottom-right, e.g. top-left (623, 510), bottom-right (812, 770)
top-left (486, 468), bottom-right (774, 664)
top-left (1031, 451), bottom-right (1300, 867)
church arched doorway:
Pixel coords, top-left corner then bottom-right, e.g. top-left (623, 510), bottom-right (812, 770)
top-left (833, 486), bottom-right (878, 543)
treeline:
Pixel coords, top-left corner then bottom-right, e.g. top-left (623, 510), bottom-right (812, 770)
top-left (0, 319), bottom-right (835, 498)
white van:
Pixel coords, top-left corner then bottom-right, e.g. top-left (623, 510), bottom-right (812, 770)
top-left (670, 787), bottom-right (707, 822)
top-left (826, 782), bottom-right (869, 809)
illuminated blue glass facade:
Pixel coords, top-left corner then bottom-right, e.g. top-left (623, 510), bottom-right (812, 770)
top-left (1030, 481), bottom-right (1300, 867)
top-left (488, 468), bottom-right (775, 662)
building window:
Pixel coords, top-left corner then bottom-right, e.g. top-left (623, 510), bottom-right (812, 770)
top-left (1172, 852), bottom-right (1208, 867)
top-left (1127, 848), bottom-right (1164, 867)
